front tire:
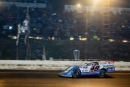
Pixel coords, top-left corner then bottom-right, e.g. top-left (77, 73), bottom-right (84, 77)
top-left (99, 70), bottom-right (106, 78)
top-left (72, 69), bottom-right (81, 78)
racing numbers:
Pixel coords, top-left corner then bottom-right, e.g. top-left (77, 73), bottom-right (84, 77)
top-left (94, 66), bottom-right (100, 71)
top-left (91, 66), bottom-right (100, 72)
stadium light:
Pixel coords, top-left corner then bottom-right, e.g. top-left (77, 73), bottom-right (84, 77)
top-left (94, 0), bottom-right (100, 3)
top-left (77, 4), bottom-right (81, 8)
top-left (9, 26), bottom-right (13, 30)
top-left (122, 40), bottom-right (128, 43)
top-left (93, 0), bottom-right (101, 6)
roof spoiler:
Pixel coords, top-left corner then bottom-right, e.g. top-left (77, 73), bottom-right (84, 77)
top-left (100, 61), bottom-right (115, 64)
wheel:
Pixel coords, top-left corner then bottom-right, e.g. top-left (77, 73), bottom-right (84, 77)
top-left (99, 70), bottom-right (106, 78)
top-left (72, 69), bottom-right (81, 78)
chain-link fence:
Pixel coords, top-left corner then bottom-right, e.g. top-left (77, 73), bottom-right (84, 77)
top-left (0, 39), bottom-right (130, 61)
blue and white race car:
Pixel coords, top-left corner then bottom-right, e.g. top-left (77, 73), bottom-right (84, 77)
top-left (59, 61), bottom-right (115, 78)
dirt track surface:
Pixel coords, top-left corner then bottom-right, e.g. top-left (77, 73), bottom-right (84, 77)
top-left (0, 71), bottom-right (130, 87)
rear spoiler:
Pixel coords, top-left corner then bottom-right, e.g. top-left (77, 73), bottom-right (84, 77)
top-left (101, 61), bottom-right (115, 64)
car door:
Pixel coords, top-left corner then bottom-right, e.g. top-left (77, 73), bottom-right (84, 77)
top-left (79, 65), bottom-right (92, 73)
top-left (89, 63), bottom-right (100, 72)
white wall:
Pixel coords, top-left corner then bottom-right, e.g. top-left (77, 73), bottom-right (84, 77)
top-left (0, 60), bottom-right (129, 71)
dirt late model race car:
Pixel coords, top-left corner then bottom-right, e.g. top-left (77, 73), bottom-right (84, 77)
top-left (59, 61), bottom-right (115, 78)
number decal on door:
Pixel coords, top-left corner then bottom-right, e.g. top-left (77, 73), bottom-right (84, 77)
top-left (90, 66), bottom-right (100, 72)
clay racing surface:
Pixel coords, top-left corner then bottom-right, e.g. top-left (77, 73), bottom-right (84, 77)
top-left (0, 71), bottom-right (129, 87)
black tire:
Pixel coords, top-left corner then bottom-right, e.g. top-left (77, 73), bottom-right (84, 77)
top-left (99, 70), bottom-right (106, 78)
top-left (72, 69), bottom-right (81, 78)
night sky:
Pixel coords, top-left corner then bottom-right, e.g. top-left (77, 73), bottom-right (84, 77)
top-left (51, 0), bottom-right (130, 10)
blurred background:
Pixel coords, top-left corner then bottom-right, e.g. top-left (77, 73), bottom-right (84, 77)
top-left (0, 0), bottom-right (130, 61)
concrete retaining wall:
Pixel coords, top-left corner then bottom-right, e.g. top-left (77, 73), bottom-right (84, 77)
top-left (0, 60), bottom-right (130, 71)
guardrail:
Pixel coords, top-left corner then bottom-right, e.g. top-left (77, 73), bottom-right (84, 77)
top-left (0, 60), bottom-right (130, 71)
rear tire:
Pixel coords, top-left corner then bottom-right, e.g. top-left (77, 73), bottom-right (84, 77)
top-left (99, 70), bottom-right (106, 78)
top-left (72, 69), bottom-right (81, 78)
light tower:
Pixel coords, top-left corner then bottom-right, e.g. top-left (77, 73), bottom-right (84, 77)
top-left (92, 0), bottom-right (110, 39)
top-left (100, 0), bottom-right (111, 59)
top-left (101, 0), bottom-right (110, 40)
top-left (91, 0), bottom-right (111, 59)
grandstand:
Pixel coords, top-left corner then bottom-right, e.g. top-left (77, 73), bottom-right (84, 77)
top-left (0, 0), bottom-right (130, 61)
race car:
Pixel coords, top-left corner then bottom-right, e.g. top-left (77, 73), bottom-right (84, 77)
top-left (59, 61), bottom-right (115, 78)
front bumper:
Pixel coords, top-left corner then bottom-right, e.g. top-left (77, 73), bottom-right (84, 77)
top-left (59, 72), bottom-right (72, 77)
